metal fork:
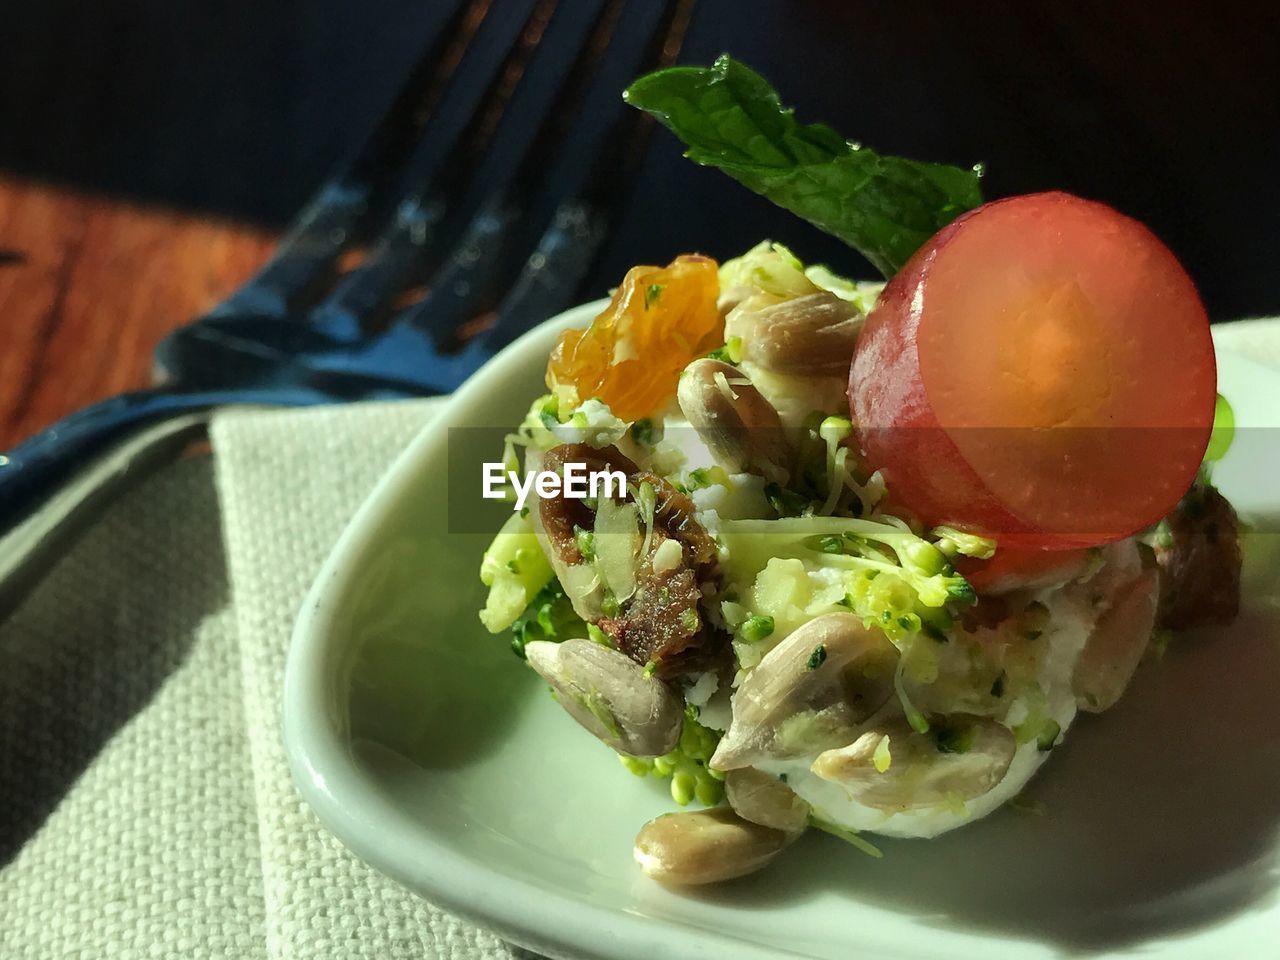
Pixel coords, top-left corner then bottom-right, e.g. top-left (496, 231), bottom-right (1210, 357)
top-left (0, 0), bottom-right (696, 619)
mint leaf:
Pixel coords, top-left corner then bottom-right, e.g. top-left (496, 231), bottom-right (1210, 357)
top-left (624, 55), bottom-right (984, 277)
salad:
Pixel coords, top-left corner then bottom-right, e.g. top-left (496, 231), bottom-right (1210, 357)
top-left (477, 56), bottom-right (1242, 886)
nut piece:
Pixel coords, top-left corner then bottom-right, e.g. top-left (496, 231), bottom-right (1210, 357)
top-left (812, 715), bottom-right (1016, 811)
top-left (524, 638), bottom-right (683, 757)
top-left (677, 358), bottom-right (790, 484)
top-left (710, 613), bottom-right (899, 771)
top-left (724, 768), bottom-right (810, 835)
top-left (725, 291), bottom-right (861, 375)
top-left (633, 807), bottom-right (793, 885)
top-left (1073, 567), bottom-right (1160, 712)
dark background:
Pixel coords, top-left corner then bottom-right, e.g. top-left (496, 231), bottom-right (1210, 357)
top-left (1, 0), bottom-right (1278, 320)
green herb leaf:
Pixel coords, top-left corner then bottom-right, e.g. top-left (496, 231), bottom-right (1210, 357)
top-left (806, 644), bottom-right (828, 670)
top-left (624, 55), bottom-right (984, 277)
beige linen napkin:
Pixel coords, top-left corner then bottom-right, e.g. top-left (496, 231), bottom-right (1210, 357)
top-left (0, 320), bottom-right (1273, 958)
top-left (1, 398), bottom-right (519, 960)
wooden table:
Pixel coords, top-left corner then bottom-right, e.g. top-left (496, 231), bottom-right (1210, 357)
top-left (0, 175), bottom-right (276, 449)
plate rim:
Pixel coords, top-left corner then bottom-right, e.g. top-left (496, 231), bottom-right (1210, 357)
top-left (284, 309), bottom-right (1280, 960)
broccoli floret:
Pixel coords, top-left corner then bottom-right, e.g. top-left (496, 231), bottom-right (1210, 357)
top-left (509, 580), bottom-right (584, 659)
top-left (620, 706), bottom-right (725, 806)
top-left (719, 517), bottom-right (977, 647)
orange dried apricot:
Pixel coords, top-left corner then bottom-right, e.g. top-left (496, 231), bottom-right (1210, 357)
top-left (546, 254), bottom-right (722, 421)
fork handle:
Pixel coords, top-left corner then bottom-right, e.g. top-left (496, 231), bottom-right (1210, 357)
top-left (0, 387), bottom-right (325, 621)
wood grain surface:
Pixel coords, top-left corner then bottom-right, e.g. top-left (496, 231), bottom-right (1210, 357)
top-left (0, 175), bottom-right (275, 449)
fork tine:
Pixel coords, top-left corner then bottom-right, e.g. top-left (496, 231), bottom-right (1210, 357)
top-left (388, 0), bottom-right (626, 341)
top-left (389, 0), bottom-right (692, 356)
top-left (480, 0), bottom-right (697, 352)
top-left (295, 0), bottom-right (693, 399)
top-left (303, 0), bottom-right (566, 339)
top-left (210, 0), bottom-right (492, 320)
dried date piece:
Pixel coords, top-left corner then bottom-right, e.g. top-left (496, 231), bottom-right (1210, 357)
top-left (1155, 484), bottom-right (1241, 630)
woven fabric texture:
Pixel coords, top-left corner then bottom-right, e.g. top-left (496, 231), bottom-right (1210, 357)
top-left (0, 398), bottom-right (519, 959)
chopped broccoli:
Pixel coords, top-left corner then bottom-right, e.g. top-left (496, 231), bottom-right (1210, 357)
top-left (630, 417), bottom-right (662, 447)
top-left (1035, 719), bottom-right (1062, 752)
top-left (479, 512), bottom-right (554, 633)
top-left (737, 614), bottom-right (775, 644)
top-left (620, 706), bottom-right (725, 806)
top-left (932, 525), bottom-right (997, 560)
top-left (718, 516), bottom-right (977, 648)
top-left (764, 482), bottom-right (812, 518)
top-left (573, 526), bottom-right (596, 562)
top-left (717, 241), bottom-right (818, 300)
top-left (509, 580), bottom-right (584, 659)
top-left (706, 335), bottom-right (744, 365)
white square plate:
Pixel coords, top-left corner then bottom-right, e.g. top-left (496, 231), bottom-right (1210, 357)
top-left (285, 304), bottom-right (1280, 959)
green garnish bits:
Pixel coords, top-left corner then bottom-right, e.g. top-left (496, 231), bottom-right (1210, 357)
top-left (806, 644), bottom-right (828, 670)
top-left (621, 706), bottom-right (725, 806)
top-left (946, 580), bottom-right (978, 606)
top-left (1036, 719), bottom-right (1062, 752)
top-left (738, 615), bottom-right (775, 644)
top-left (764, 482), bottom-right (810, 517)
top-left (679, 606), bottom-right (700, 632)
top-left (934, 722), bottom-right (977, 755)
top-left (625, 55), bottom-right (983, 277)
top-left (509, 580), bottom-right (584, 659)
top-left (706, 336), bottom-right (744, 365)
top-left (687, 465), bottom-right (731, 491)
top-left (574, 526), bottom-right (596, 562)
top-left (631, 417), bottom-right (661, 447)
top-left (808, 534), bottom-right (846, 554)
